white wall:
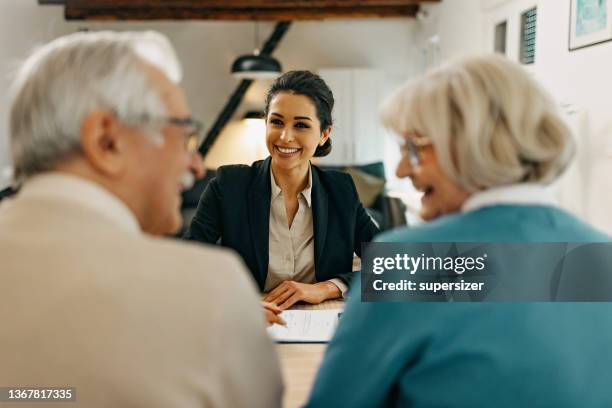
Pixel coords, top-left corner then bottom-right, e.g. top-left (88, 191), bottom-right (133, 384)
top-left (382, 0), bottom-right (486, 212)
top-left (481, 0), bottom-right (612, 233)
top-left (535, 0), bottom-right (612, 234)
top-left (404, 0), bottom-right (612, 233)
top-left (0, 1), bottom-right (72, 188)
top-left (0, 0), bottom-right (419, 188)
top-left (413, 0), bottom-right (486, 69)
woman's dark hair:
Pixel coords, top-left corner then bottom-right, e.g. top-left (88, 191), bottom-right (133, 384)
top-left (264, 70), bottom-right (333, 157)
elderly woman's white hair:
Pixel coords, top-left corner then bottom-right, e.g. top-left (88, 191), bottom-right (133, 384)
top-left (380, 54), bottom-right (574, 192)
top-left (9, 30), bottom-right (182, 182)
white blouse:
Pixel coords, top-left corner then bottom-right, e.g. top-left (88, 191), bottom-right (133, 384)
top-left (264, 166), bottom-right (346, 296)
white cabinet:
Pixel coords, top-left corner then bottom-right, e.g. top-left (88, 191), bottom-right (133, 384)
top-left (316, 68), bottom-right (387, 165)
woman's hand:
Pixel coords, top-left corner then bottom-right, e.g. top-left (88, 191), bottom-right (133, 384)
top-left (262, 301), bottom-right (286, 326)
top-left (263, 281), bottom-right (341, 310)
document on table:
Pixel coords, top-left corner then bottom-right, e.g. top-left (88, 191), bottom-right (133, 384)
top-left (267, 309), bottom-right (342, 343)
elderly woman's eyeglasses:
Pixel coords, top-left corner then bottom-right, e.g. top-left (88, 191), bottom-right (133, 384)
top-left (400, 133), bottom-right (432, 167)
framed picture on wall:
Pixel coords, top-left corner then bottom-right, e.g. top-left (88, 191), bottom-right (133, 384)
top-left (569, 0), bottom-right (612, 50)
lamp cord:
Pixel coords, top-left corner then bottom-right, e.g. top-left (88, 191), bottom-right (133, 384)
top-left (254, 22), bottom-right (260, 54)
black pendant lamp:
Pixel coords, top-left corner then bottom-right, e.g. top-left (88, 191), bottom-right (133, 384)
top-left (243, 110), bottom-right (264, 120)
top-left (231, 23), bottom-right (282, 79)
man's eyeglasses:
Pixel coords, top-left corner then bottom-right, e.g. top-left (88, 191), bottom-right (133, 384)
top-left (400, 132), bottom-right (432, 167)
top-left (120, 112), bottom-right (204, 154)
top-left (162, 117), bottom-right (204, 153)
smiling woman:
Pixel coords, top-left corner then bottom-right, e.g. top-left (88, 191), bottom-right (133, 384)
top-left (305, 54), bottom-right (612, 408)
top-left (184, 71), bottom-right (379, 313)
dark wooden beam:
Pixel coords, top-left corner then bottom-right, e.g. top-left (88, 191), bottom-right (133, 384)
top-left (67, 7), bottom-right (419, 21)
top-left (64, 0), bottom-right (439, 21)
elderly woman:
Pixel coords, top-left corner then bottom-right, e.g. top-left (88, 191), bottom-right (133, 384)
top-left (306, 55), bottom-right (612, 407)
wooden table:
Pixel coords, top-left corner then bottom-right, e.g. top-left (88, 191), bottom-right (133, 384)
top-left (277, 300), bottom-right (344, 408)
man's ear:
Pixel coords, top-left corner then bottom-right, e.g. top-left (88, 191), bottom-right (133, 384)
top-left (320, 126), bottom-right (331, 146)
top-left (79, 110), bottom-right (130, 176)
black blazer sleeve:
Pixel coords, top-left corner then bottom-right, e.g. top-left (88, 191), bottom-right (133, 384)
top-left (333, 174), bottom-right (379, 287)
top-left (183, 176), bottom-right (223, 244)
top-left (351, 179), bottom-right (379, 258)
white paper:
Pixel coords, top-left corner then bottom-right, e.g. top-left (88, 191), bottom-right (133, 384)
top-left (267, 309), bottom-right (342, 343)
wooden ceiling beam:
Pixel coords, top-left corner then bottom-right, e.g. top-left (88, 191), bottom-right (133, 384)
top-left (64, 0), bottom-right (439, 21)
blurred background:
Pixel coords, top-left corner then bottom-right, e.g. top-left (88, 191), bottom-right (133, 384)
top-left (1, 0), bottom-right (611, 233)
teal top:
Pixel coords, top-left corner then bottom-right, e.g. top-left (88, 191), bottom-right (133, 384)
top-left (306, 205), bottom-right (612, 408)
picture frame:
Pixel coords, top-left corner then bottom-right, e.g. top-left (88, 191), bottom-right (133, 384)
top-left (569, 0), bottom-right (612, 51)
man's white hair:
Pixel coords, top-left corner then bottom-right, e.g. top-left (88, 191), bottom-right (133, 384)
top-left (9, 30), bottom-right (182, 181)
top-left (380, 54), bottom-right (574, 192)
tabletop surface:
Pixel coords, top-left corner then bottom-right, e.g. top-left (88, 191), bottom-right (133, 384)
top-left (277, 299), bottom-right (345, 408)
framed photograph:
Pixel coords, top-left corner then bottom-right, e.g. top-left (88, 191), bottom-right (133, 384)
top-left (569, 0), bottom-right (612, 50)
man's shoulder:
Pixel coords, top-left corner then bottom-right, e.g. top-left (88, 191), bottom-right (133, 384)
top-left (137, 236), bottom-right (251, 280)
top-left (100, 235), bottom-right (263, 327)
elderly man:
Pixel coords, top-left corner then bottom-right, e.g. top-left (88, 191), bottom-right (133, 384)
top-left (0, 31), bottom-right (282, 407)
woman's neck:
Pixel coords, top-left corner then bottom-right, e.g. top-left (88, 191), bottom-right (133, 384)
top-left (271, 161), bottom-right (310, 196)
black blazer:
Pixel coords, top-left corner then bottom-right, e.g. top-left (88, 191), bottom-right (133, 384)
top-left (184, 157), bottom-right (379, 291)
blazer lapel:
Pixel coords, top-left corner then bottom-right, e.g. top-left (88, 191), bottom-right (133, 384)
top-left (311, 167), bottom-right (328, 275)
top-left (248, 157), bottom-right (272, 287)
